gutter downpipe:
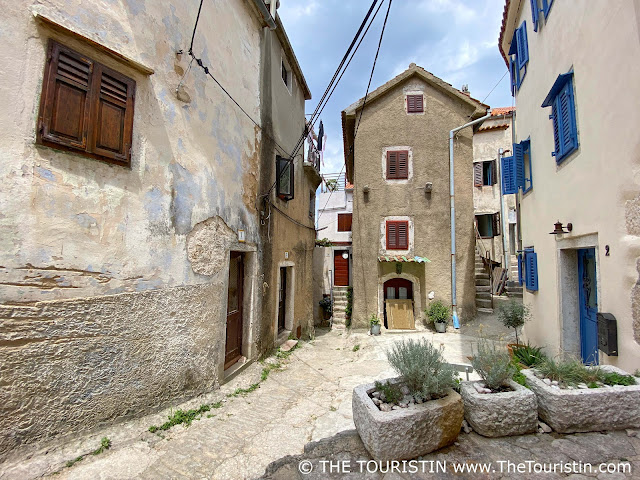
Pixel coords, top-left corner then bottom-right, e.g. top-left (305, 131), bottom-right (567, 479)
top-left (498, 147), bottom-right (509, 274)
top-left (252, 0), bottom-right (277, 30)
top-left (449, 112), bottom-right (492, 328)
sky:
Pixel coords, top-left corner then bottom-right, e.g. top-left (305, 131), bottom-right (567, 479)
top-left (278, 0), bottom-right (512, 175)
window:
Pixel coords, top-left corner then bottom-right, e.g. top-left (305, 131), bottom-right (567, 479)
top-left (473, 161), bottom-right (497, 187)
top-left (281, 60), bottom-right (288, 87)
top-left (406, 94), bottom-right (423, 113)
top-left (542, 72), bottom-right (578, 164)
top-left (37, 40), bottom-right (135, 167)
top-left (476, 213), bottom-right (500, 238)
top-left (530, 0), bottom-right (540, 32)
top-left (309, 191), bottom-right (315, 219)
top-left (518, 248), bottom-right (539, 291)
top-left (337, 213), bottom-right (352, 232)
top-left (276, 155), bottom-right (294, 200)
top-left (386, 221), bottom-right (408, 250)
top-left (386, 150), bottom-right (408, 180)
top-left (541, 0), bottom-right (553, 19)
top-left (501, 139), bottom-right (533, 194)
top-left (508, 22), bottom-right (529, 93)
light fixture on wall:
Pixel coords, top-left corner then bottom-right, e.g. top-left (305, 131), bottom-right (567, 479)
top-left (342, 252), bottom-right (349, 259)
top-left (549, 221), bottom-right (573, 235)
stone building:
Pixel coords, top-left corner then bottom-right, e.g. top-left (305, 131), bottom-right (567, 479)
top-left (0, 0), bottom-right (316, 460)
top-left (499, 0), bottom-right (640, 369)
top-left (342, 64), bottom-right (488, 329)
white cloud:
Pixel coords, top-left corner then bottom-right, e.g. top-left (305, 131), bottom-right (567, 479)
top-left (279, 1), bottom-right (319, 22)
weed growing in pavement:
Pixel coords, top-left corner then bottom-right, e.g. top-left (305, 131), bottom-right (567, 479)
top-left (92, 437), bottom-right (111, 455)
top-left (65, 456), bottom-right (84, 468)
top-left (149, 404), bottom-right (211, 432)
top-left (352, 344), bottom-right (360, 352)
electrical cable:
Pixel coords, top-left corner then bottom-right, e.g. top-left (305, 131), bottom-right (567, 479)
top-left (189, 0), bottom-right (205, 55)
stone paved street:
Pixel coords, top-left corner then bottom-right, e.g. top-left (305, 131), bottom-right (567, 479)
top-left (2, 315), bottom-right (637, 479)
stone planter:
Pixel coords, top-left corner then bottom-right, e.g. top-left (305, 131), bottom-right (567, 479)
top-left (370, 324), bottom-right (381, 335)
top-left (523, 366), bottom-right (640, 433)
top-left (460, 380), bottom-right (537, 437)
top-left (434, 322), bottom-right (446, 333)
top-left (352, 379), bottom-right (463, 461)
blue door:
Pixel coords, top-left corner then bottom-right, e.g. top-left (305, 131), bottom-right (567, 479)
top-left (577, 248), bottom-right (598, 364)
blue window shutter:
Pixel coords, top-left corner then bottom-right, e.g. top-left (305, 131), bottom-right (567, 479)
top-left (501, 155), bottom-right (517, 195)
top-left (551, 100), bottom-right (561, 159)
top-left (554, 79), bottom-right (578, 163)
top-left (517, 22), bottom-right (529, 70)
top-left (528, 252), bottom-right (539, 291)
top-left (513, 142), bottom-right (525, 191)
top-left (530, 0), bottom-right (540, 32)
top-left (509, 58), bottom-right (517, 96)
top-left (542, 0), bottom-right (554, 18)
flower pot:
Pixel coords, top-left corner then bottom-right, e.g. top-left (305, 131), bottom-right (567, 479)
top-left (522, 366), bottom-right (640, 433)
top-left (435, 322), bottom-right (446, 333)
top-left (370, 324), bottom-right (381, 335)
top-left (460, 380), bottom-right (537, 437)
top-left (352, 379), bottom-right (463, 461)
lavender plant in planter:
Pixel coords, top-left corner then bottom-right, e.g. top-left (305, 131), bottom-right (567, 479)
top-left (523, 358), bottom-right (640, 433)
top-left (461, 340), bottom-right (537, 437)
top-left (352, 339), bottom-right (463, 461)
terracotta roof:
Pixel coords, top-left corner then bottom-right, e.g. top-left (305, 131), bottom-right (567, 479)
top-left (345, 182), bottom-right (354, 190)
top-left (477, 123), bottom-right (509, 132)
top-left (498, 0), bottom-right (512, 66)
top-left (378, 255), bottom-right (431, 263)
top-left (491, 106), bottom-right (515, 116)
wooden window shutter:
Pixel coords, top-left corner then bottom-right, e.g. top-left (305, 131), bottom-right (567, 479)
top-left (491, 160), bottom-right (498, 185)
top-left (397, 221), bottom-right (408, 249)
top-left (386, 221), bottom-right (408, 249)
top-left (407, 95), bottom-right (423, 113)
top-left (397, 151), bottom-right (408, 179)
top-left (473, 163), bottom-right (483, 187)
top-left (501, 155), bottom-right (516, 195)
top-left (492, 212), bottom-right (501, 237)
top-left (89, 64), bottom-right (135, 165)
top-left (387, 151), bottom-right (397, 179)
top-left (38, 41), bottom-right (93, 150)
top-left (530, 0), bottom-right (540, 32)
top-left (386, 222), bottom-right (397, 249)
top-left (337, 213), bottom-right (352, 232)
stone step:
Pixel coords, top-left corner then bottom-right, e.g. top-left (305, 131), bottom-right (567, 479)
top-left (476, 279), bottom-right (490, 286)
top-left (475, 292), bottom-right (492, 300)
top-left (476, 286), bottom-right (491, 293)
top-left (507, 291), bottom-right (523, 298)
top-left (333, 300), bottom-right (348, 306)
top-left (477, 307), bottom-right (494, 314)
top-left (333, 287), bottom-right (350, 292)
top-left (475, 298), bottom-right (492, 309)
top-left (475, 273), bottom-right (490, 280)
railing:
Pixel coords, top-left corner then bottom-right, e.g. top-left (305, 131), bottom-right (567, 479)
top-left (320, 172), bottom-right (347, 193)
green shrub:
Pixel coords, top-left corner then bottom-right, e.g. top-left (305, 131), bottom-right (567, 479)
top-left (602, 372), bottom-right (636, 386)
top-left (497, 300), bottom-right (530, 345)
top-left (512, 343), bottom-right (546, 367)
top-left (536, 356), bottom-right (609, 387)
top-left (471, 340), bottom-right (516, 390)
top-left (369, 314), bottom-right (380, 326)
top-left (386, 338), bottom-right (457, 401)
top-left (374, 380), bottom-right (403, 404)
top-left (425, 300), bottom-right (450, 325)
top-left (319, 296), bottom-right (332, 315)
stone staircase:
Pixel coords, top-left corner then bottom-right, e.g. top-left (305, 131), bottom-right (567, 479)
top-left (331, 286), bottom-right (349, 328)
top-left (475, 255), bottom-right (493, 314)
top-left (505, 254), bottom-right (523, 298)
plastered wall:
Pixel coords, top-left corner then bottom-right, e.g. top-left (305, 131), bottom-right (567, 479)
top-left (503, 0), bottom-right (640, 370)
top-left (0, 0), bottom-right (266, 458)
top-left (350, 76), bottom-right (478, 328)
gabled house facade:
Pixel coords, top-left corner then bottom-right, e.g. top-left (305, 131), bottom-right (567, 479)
top-left (499, 0), bottom-right (640, 369)
top-left (0, 0), bottom-right (316, 460)
top-left (342, 63), bottom-right (488, 329)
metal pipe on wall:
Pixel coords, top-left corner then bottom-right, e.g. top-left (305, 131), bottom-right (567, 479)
top-left (251, 0), bottom-right (277, 29)
top-left (449, 112), bottom-right (492, 328)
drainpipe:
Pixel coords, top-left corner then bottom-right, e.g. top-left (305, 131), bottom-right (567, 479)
top-left (251, 0), bottom-right (277, 30)
top-left (498, 147), bottom-right (509, 274)
top-left (449, 112), bottom-right (492, 328)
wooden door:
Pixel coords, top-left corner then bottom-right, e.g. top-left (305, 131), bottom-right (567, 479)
top-left (225, 252), bottom-right (244, 369)
top-left (578, 248), bottom-right (598, 365)
top-left (334, 250), bottom-right (350, 286)
top-left (278, 267), bottom-right (287, 333)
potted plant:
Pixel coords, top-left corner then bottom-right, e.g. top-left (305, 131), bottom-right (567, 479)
top-left (460, 340), bottom-right (537, 437)
top-left (352, 338), bottom-right (463, 461)
top-left (369, 314), bottom-right (381, 335)
top-left (497, 300), bottom-right (530, 354)
top-left (319, 296), bottom-right (332, 321)
top-left (522, 357), bottom-right (640, 433)
top-left (425, 299), bottom-right (449, 333)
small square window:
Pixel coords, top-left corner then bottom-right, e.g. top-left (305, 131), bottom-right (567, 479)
top-left (386, 220), bottom-right (409, 250)
top-left (473, 161), bottom-right (497, 187)
top-left (337, 213), bottom-right (352, 232)
top-left (407, 94), bottom-right (423, 113)
top-left (386, 150), bottom-right (409, 180)
top-left (542, 72), bottom-right (578, 163)
top-left (309, 191), bottom-right (316, 219)
top-left (476, 213), bottom-right (500, 238)
top-left (281, 61), bottom-right (289, 88)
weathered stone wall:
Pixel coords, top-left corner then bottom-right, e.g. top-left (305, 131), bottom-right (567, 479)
top-left (350, 75), bottom-right (478, 327)
top-left (0, 0), bottom-right (267, 458)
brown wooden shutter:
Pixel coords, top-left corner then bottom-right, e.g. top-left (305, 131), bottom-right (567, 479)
top-left (416, 95), bottom-right (423, 112)
top-left (397, 151), bottom-right (408, 179)
top-left (337, 213), bottom-right (352, 232)
top-left (407, 94), bottom-right (423, 113)
top-left (387, 151), bottom-right (397, 179)
top-left (38, 41), bottom-right (93, 150)
top-left (89, 64), bottom-right (135, 165)
top-left (492, 212), bottom-right (501, 237)
top-left (491, 160), bottom-right (498, 185)
top-left (397, 221), bottom-right (408, 249)
top-left (473, 163), bottom-right (483, 187)
top-left (386, 221), bottom-right (397, 249)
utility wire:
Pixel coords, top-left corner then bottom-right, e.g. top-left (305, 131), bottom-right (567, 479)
top-left (189, 0), bottom-right (205, 55)
top-left (316, 0), bottom-right (393, 227)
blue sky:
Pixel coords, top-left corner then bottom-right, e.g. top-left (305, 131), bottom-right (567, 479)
top-left (279, 0), bottom-right (512, 174)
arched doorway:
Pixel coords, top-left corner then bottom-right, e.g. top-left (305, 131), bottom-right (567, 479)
top-left (383, 278), bottom-right (414, 329)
